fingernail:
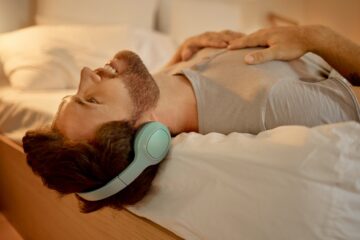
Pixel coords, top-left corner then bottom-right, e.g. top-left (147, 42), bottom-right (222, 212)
top-left (245, 54), bottom-right (254, 64)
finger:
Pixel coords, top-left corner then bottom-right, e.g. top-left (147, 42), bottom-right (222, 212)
top-left (220, 30), bottom-right (245, 42)
top-left (183, 36), bottom-right (226, 51)
top-left (228, 32), bottom-right (267, 49)
top-left (181, 38), bottom-right (227, 61)
top-left (244, 47), bottom-right (276, 64)
top-left (199, 37), bottom-right (227, 48)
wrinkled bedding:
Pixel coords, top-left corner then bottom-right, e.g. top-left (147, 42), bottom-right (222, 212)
top-left (129, 122), bottom-right (360, 240)
top-left (0, 87), bottom-right (74, 142)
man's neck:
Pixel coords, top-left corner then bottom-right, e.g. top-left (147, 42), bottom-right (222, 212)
top-left (151, 73), bottom-right (198, 134)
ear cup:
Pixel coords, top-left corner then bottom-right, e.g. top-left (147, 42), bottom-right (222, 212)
top-left (146, 129), bottom-right (171, 159)
top-left (134, 122), bottom-right (171, 165)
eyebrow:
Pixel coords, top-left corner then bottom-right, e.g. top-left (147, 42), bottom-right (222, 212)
top-left (51, 95), bottom-right (92, 129)
top-left (73, 95), bottom-right (86, 105)
top-left (73, 96), bottom-right (93, 108)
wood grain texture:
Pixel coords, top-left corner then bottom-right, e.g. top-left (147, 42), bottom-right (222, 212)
top-left (0, 134), bottom-right (181, 240)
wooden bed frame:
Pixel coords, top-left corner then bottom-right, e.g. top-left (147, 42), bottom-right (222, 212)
top-left (0, 134), bottom-right (181, 240)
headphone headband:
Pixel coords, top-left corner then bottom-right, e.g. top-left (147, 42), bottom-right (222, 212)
top-left (77, 122), bottom-right (171, 201)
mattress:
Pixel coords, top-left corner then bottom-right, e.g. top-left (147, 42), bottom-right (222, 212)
top-left (0, 86), bottom-right (75, 142)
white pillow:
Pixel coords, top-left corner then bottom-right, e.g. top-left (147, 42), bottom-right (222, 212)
top-left (36, 0), bottom-right (159, 31)
top-left (0, 25), bottom-right (176, 90)
top-left (0, 62), bottom-right (9, 87)
top-left (169, 0), bottom-right (242, 44)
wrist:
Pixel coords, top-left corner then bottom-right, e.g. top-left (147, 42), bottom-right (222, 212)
top-left (302, 25), bottom-right (333, 55)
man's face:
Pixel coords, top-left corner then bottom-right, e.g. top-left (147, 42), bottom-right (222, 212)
top-left (54, 51), bottom-right (159, 141)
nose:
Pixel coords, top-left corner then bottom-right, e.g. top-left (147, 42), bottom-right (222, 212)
top-left (78, 67), bottom-right (101, 92)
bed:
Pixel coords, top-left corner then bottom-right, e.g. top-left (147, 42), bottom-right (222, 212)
top-left (1, 1), bottom-right (360, 240)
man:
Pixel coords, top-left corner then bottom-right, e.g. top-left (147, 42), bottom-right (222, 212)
top-left (22, 25), bottom-right (360, 213)
top-left (54, 25), bottom-right (360, 139)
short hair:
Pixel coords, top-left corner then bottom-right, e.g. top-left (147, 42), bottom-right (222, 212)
top-left (22, 121), bottom-right (160, 213)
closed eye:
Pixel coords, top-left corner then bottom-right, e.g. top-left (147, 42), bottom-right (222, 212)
top-left (86, 97), bottom-right (100, 104)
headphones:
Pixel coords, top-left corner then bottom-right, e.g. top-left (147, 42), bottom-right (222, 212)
top-left (77, 122), bottom-right (171, 201)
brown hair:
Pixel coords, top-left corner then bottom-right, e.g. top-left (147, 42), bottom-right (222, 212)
top-left (22, 121), bottom-right (160, 213)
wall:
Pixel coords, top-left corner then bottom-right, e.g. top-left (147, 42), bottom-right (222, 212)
top-left (236, 0), bottom-right (360, 43)
top-left (234, 0), bottom-right (360, 43)
top-left (0, 0), bottom-right (34, 33)
top-left (302, 0), bottom-right (360, 43)
top-left (0, 0), bottom-right (359, 43)
top-left (237, 0), bottom-right (305, 33)
top-left (157, 0), bottom-right (305, 34)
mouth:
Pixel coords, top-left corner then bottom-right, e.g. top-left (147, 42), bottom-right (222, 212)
top-left (94, 62), bottom-right (119, 79)
top-left (96, 50), bottom-right (143, 79)
top-left (103, 64), bottom-right (118, 75)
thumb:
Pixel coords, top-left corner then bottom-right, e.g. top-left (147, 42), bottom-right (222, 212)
top-left (244, 48), bottom-right (276, 64)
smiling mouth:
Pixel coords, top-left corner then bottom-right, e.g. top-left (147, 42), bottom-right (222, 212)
top-left (103, 64), bottom-right (117, 75)
top-left (94, 64), bottom-right (119, 79)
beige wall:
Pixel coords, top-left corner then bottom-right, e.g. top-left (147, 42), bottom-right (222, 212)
top-left (0, 0), bottom-right (34, 33)
top-left (235, 0), bottom-right (360, 43)
top-left (219, 0), bottom-right (360, 44)
top-left (302, 0), bottom-right (360, 43)
top-left (0, 0), bottom-right (359, 44)
top-left (235, 0), bottom-right (304, 33)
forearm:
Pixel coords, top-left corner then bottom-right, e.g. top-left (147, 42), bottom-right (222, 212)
top-left (307, 25), bottom-right (360, 85)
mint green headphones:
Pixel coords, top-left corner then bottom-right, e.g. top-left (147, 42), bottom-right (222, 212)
top-left (77, 122), bottom-right (171, 201)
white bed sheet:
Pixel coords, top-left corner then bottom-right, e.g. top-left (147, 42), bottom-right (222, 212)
top-left (0, 86), bottom-right (75, 142)
top-left (129, 121), bottom-right (360, 240)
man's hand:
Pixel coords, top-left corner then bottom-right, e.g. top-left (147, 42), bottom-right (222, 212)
top-left (228, 26), bottom-right (312, 64)
top-left (166, 30), bottom-right (245, 66)
top-left (228, 25), bottom-right (360, 87)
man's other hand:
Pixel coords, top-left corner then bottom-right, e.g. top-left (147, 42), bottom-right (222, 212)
top-left (228, 26), bottom-right (314, 64)
top-left (180, 30), bottom-right (245, 61)
top-left (167, 30), bottom-right (245, 66)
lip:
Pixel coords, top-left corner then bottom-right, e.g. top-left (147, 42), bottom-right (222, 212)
top-left (94, 66), bottom-right (117, 79)
top-left (109, 57), bottom-right (127, 75)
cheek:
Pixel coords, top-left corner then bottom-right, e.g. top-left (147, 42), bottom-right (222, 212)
top-left (105, 83), bottom-right (134, 118)
top-left (107, 98), bottom-right (133, 120)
